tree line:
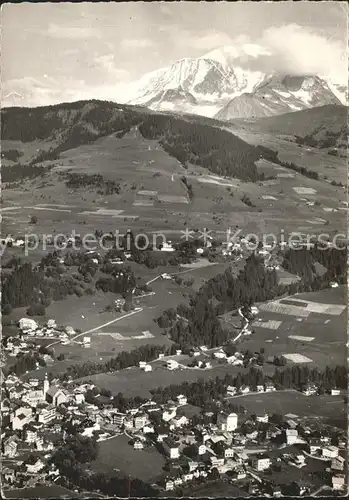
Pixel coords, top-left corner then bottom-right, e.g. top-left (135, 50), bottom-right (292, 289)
top-left (60, 343), bottom-right (179, 380)
top-left (139, 114), bottom-right (264, 182)
top-left (60, 171), bottom-right (121, 195)
top-left (2, 164), bottom-right (53, 183)
top-left (149, 364), bottom-right (347, 408)
top-left (1, 253), bottom-right (140, 314)
top-left (283, 244), bottom-right (347, 287)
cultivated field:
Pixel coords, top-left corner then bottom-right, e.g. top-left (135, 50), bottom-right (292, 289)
top-left (87, 434), bottom-right (166, 482)
top-left (79, 360), bottom-right (254, 399)
top-left (2, 124), bottom-right (346, 241)
top-left (247, 287), bottom-right (347, 367)
top-left (227, 391), bottom-right (345, 423)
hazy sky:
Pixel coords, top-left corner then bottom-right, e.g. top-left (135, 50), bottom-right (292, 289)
top-left (2, 2), bottom-right (348, 106)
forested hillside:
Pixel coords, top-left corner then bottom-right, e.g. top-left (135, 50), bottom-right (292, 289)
top-left (252, 104), bottom-right (348, 152)
top-left (2, 100), bottom-right (272, 182)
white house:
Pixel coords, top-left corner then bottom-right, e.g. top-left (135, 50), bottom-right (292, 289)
top-left (37, 405), bottom-right (57, 424)
top-left (322, 445), bottom-right (339, 459)
top-left (133, 414), bottom-right (147, 429)
top-left (224, 448), bottom-right (235, 459)
top-left (246, 430), bottom-right (258, 440)
top-left (143, 425), bottom-right (155, 434)
top-left (256, 385), bottom-right (265, 393)
top-left (24, 427), bottom-right (38, 444)
top-left (172, 416), bottom-right (188, 428)
top-left (3, 436), bottom-right (19, 457)
top-left (144, 365), bottom-right (152, 372)
top-left (134, 441), bottom-right (143, 450)
top-left (182, 472), bottom-right (193, 482)
top-left (251, 455), bottom-right (271, 471)
top-left (256, 414), bottom-right (269, 423)
top-left (11, 408), bottom-right (33, 430)
top-left (226, 355), bottom-right (237, 364)
top-left (265, 383), bottom-right (276, 392)
top-left (188, 461), bottom-right (198, 472)
top-left (161, 242), bottom-right (175, 252)
top-left (167, 360), bottom-right (179, 370)
top-left (82, 422), bottom-right (100, 437)
top-left (165, 480), bottom-right (174, 491)
top-left (162, 439), bottom-right (180, 459)
top-left (19, 318), bottom-right (38, 332)
top-left (331, 456), bottom-right (345, 471)
top-left (226, 385), bottom-right (237, 396)
top-left (214, 350), bottom-right (226, 359)
top-left (217, 412), bottom-right (238, 432)
top-left (177, 394), bottom-right (187, 406)
top-left (331, 389), bottom-right (341, 396)
top-left (240, 385), bottom-right (250, 394)
top-left (332, 474), bottom-right (345, 491)
top-left (46, 319), bottom-right (57, 329)
top-left (302, 384), bottom-right (318, 396)
top-left (26, 458), bottom-right (45, 473)
top-left (231, 359), bottom-right (244, 367)
top-left (308, 439), bottom-right (322, 455)
top-left (294, 455), bottom-right (306, 467)
top-left (286, 429), bottom-right (298, 445)
top-left (163, 407), bottom-right (177, 422)
top-left (197, 444), bottom-right (206, 455)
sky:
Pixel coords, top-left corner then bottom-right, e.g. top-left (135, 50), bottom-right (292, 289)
top-left (1, 2), bottom-right (348, 107)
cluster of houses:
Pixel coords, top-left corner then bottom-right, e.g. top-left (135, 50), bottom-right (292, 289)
top-left (1, 364), bottom-right (347, 495)
top-left (3, 318), bottom-right (82, 359)
top-left (1, 373), bottom-right (115, 488)
top-left (16, 317), bottom-right (77, 345)
top-left (112, 394), bottom-right (346, 495)
top-left (302, 383), bottom-right (341, 397)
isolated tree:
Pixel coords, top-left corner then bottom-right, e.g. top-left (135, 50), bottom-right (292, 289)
top-left (2, 304), bottom-right (12, 315)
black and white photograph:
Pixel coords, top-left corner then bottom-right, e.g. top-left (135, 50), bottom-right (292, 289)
top-left (1, 2), bottom-right (348, 498)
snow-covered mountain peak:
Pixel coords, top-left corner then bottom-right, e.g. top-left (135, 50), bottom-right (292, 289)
top-left (203, 44), bottom-right (271, 67)
top-left (127, 48), bottom-right (344, 119)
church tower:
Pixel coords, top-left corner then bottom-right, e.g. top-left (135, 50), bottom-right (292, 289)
top-left (43, 373), bottom-right (49, 396)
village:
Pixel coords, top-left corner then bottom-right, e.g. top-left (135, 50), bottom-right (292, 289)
top-left (1, 328), bottom-right (347, 497)
top-left (1, 217), bottom-right (347, 498)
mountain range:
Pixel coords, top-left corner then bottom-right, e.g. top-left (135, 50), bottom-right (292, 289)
top-left (126, 46), bottom-right (346, 119)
